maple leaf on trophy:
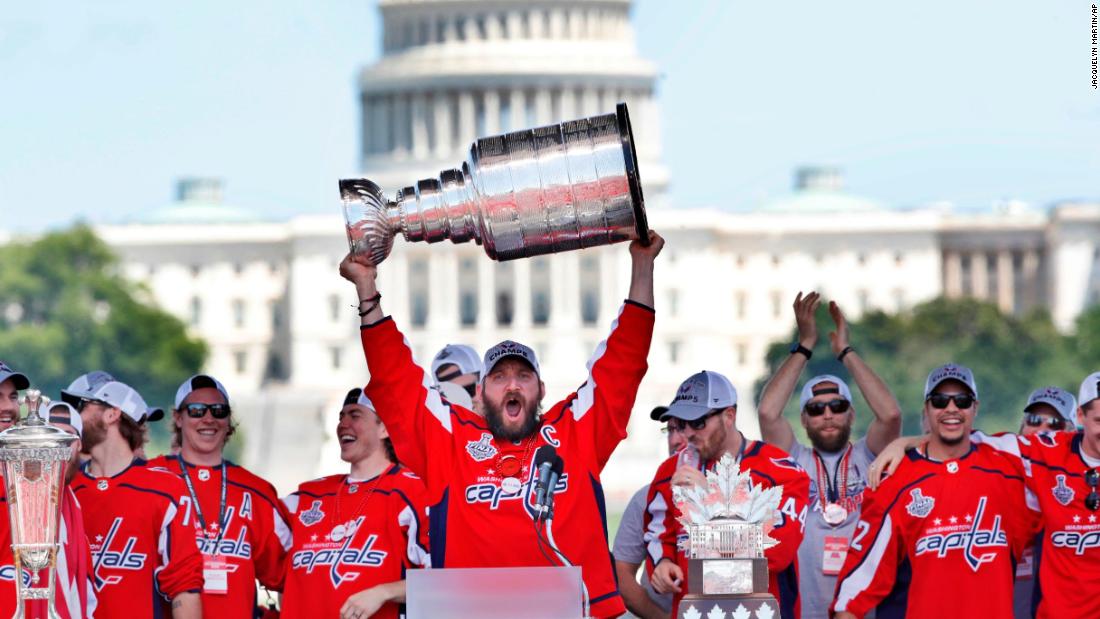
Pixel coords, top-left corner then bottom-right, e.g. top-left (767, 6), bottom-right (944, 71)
top-left (730, 603), bottom-right (751, 619)
top-left (672, 453), bottom-right (784, 542)
top-left (706, 603), bottom-right (728, 619)
top-left (683, 604), bottom-right (703, 619)
top-left (754, 604), bottom-right (775, 619)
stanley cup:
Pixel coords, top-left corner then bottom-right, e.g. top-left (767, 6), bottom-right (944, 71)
top-left (341, 103), bottom-right (649, 264)
top-left (0, 389), bottom-right (77, 618)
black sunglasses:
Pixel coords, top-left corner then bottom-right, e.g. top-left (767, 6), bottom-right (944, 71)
top-left (1024, 413), bottom-right (1065, 431)
top-left (182, 403), bottom-right (232, 420)
top-left (1086, 469), bottom-right (1099, 511)
top-left (77, 398), bottom-right (110, 412)
top-left (668, 410), bottom-right (723, 432)
top-left (926, 393), bottom-right (975, 410)
top-left (804, 399), bottom-right (851, 417)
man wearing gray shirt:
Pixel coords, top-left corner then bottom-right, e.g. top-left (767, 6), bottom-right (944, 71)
top-left (613, 406), bottom-right (685, 619)
top-left (757, 293), bottom-right (902, 619)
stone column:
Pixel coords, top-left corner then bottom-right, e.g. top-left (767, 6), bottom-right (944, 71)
top-left (559, 86), bottom-right (577, 121)
top-left (971, 252), bottom-right (989, 300)
top-left (1022, 249), bottom-right (1040, 312)
top-left (505, 10), bottom-right (523, 39)
top-left (943, 251), bottom-right (963, 298)
top-left (411, 92), bottom-right (429, 159)
top-left (509, 88), bottom-right (526, 131)
top-left (512, 259), bottom-right (533, 329)
top-left (443, 14), bottom-right (457, 43)
top-left (477, 256), bottom-right (495, 332)
top-left (428, 252), bottom-right (457, 329)
top-left (393, 94), bottom-right (410, 159)
top-left (458, 91), bottom-right (476, 145)
top-left (535, 88), bottom-right (552, 125)
top-left (433, 92), bottom-right (451, 158)
top-left (484, 89), bottom-right (500, 135)
top-left (996, 250), bottom-right (1015, 313)
top-left (582, 87), bottom-right (600, 117)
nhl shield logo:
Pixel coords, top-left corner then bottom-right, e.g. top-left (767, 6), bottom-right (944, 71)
top-left (906, 488), bottom-right (935, 518)
top-left (198, 469), bottom-right (211, 482)
top-left (465, 433), bottom-right (498, 462)
top-left (299, 500), bottom-right (325, 527)
top-left (96, 480), bottom-right (108, 491)
top-left (1051, 475), bottom-right (1075, 506)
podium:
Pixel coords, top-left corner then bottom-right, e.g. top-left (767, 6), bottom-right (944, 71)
top-left (406, 566), bottom-right (584, 619)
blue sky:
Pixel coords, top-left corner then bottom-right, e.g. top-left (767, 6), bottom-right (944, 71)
top-left (1, 0), bottom-right (1097, 232)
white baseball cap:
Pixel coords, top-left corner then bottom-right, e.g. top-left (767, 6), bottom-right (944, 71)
top-left (60, 370), bottom-right (115, 408)
top-left (87, 381), bottom-right (153, 423)
top-left (0, 361), bottom-right (29, 391)
top-left (174, 374), bottom-right (230, 410)
top-left (1078, 372), bottom-right (1100, 410)
top-left (800, 374), bottom-right (854, 409)
top-left (356, 389), bottom-right (375, 411)
top-left (662, 370), bottom-right (738, 422)
top-left (48, 401), bottom-right (83, 438)
top-left (1025, 386), bottom-right (1078, 428)
top-left (431, 344), bottom-right (483, 380)
top-left (482, 341), bottom-right (541, 381)
top-left (924, 363), bottom-right (979, 399)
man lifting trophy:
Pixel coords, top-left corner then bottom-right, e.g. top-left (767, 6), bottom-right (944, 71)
top-left (0, 389), bottom-right (77, 618)
top-left (341, 103), bottom-right (649, 264)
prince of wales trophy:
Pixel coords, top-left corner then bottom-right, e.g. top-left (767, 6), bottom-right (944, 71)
top-left (0, 389), bottom-right (77, 618)
top-left (341, 103), bottom-right (649, 264)
top-left (672, 453), bottom-right (784, 619)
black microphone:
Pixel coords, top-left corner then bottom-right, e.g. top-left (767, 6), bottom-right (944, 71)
top-left (532, 445), bottom-right (557, 511)
top-left (541, 454), bottom-right (565, 520)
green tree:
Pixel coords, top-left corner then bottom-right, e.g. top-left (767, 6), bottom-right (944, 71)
top-left (757, 297), bottom-right (1089, 436)
top-left (0, 225), bottom-right (207, 449)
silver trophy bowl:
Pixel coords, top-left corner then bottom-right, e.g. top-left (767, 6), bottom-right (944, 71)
top-left (342, 102), bottom-right (649, 264)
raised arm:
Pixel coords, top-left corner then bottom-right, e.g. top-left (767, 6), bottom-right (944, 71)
top-left (756, 292), bottom-right (820, 451)
top-left (827, 301), bottom-right (902, 454)
top-left (627, 230), bottom-right (664, 308)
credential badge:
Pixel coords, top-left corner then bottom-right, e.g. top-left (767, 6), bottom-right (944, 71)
top-left (905, 488), bottom-right (935, 518)
top-left (299, 500), bottom-right (325, 527)
top-left (1052, 475), bottom-right (1075, 506)
top-left (465, 432), bottom-right (498, 462)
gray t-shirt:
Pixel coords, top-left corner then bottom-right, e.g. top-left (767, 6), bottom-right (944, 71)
top-left (789, 438), bottom-right (876, 619)
top-left (612, 484), bottom-right (673, 616)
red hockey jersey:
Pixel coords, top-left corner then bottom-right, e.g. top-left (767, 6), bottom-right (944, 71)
top-left (358, 301), bottom-right (655, 618)
top-left (280, 464), bottom-right (429, 619)
top-left (70, 459), bottom-right (204, 618)
top-left (643, 441), bottom-right (810, 618)
top-left (832, 444), bottom-right (1037, 618)
top-left (974, 430), bottom-right (1100, 619)
top-left (146, 455), bottom-right (292, 618)
top-left (0, 485), bottom-right (96, 618)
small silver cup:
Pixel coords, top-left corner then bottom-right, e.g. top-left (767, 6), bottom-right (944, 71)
top-left (342, 103), bottom-right (649, 264)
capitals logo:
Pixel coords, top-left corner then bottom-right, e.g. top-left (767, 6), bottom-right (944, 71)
top-left (0, 565), bottom-right (33, 586)
top-left (195, 508), bottom-right (252, 560)
top-left (914, 496), bottom-right (1007, 571)
top-left (290, 517), bottom-right (388, 588)
top-left (92, 517), bottom-right (149, 591)
top-left (465, 454), bottom-right (568, 513)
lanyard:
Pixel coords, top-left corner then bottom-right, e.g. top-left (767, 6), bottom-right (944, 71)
top-left (178, 457), bottom-right (228, 554)
top-left (813, 444), bottom-right (852, 504)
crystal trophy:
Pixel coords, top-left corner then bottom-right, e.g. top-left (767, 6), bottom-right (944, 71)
top-left (0, 389), bottom-right (77, 618)
top-left (672, 454), bottom-right (784, 619)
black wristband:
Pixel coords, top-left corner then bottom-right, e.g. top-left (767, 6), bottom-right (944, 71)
top-left (357, 293), bottom-right (382, 317)
top-left (837, 346), bottom-right (854, 361)
top-left (790, 343), bottom-right (813, 359)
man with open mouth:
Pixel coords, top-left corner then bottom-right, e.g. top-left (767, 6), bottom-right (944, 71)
top-left (340, 230), bottom-right (664, 618)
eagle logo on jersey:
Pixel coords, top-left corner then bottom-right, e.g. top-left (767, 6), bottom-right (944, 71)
top-left (1051, 475), bottom-right (1075, 506)
top-left (466, 433), bottom-right (498, 462)
top-left (299, 500), bottom-right (326, 526)
top-left (905, 488), bottom-right (935, 518)
top-left (91, 517), bottom-right (149, 591)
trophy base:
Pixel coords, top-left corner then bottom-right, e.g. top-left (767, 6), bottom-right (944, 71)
top-left (678, 593), bottom-right (780, 619)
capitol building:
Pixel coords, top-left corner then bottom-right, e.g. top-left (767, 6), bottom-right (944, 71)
top-left (91, 0), bottom-right (1100, 502)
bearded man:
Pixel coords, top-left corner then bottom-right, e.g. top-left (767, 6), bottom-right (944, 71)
top-left (339, 231), bottom-right (664, 618)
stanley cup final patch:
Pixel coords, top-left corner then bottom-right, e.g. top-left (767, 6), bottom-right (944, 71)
top-left (1052, 475), bottom-right (1075, 506)
top-left (905, 488), bottom-right (935, 518)
top-left (299, 500), bottom-right (326, 527)
top-left (466, 433), bottom-right (498, 462)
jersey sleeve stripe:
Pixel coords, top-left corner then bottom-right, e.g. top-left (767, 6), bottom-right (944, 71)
top-left (397, 503), bottom-right (430, 568)
top-left (835, 512), bottom-right (895, 611)
top-left (571, 303), bottom-right (628, 421)
top-left (282, 493), bottom-right (300, 515)
top-left (400, 334), bottom-right (453, 432)
top-left (643, 492), bottom-right (669, 567)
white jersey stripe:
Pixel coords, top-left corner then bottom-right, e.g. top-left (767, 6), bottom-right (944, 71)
top-left (835, 513), bottom-right (894, 611)
top-left (398, 503), bottom-right (430, 568)
top-left (400, 335), bottom-right (453, 432)
top-left (572, 304), bottom-right (625, 421)
top-left (643, 492), bottom-right (669, 566)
